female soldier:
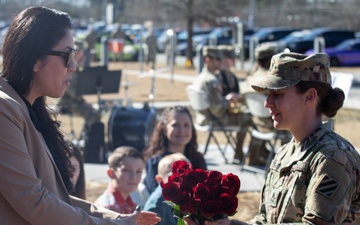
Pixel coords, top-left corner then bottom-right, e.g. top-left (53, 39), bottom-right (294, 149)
top-left (248, 52), bottom-right (360, 224)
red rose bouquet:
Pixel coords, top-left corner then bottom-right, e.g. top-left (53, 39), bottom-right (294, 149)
top-left (161, 160), bottom-right (240, 225)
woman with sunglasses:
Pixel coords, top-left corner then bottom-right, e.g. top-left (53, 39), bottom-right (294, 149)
top-left (0, 6), bottom-right (160, 225)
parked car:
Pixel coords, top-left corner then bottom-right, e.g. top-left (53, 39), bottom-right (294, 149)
top-left (306, 39), bottom-right (360, 67)
top-left (177, 27), bottom-right (257, 57)
top-left (285, 27), bottom-right (356, 53)
top-left (176, 33), bottom-right (209, 56)
top-left (76, 25), bottom-right (141, 61)
top-left (175, 27), bottom-right (213, 56)
top-left (245, 27), bottom-right (298, 58)
top-left (200, 26), bottom-right (256, 46)
top-left (269, 29), bottom-right (312, 52)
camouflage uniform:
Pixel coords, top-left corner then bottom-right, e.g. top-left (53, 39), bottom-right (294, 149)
top-left (250, 125), bottom-right (360, 224)
top-left (218, 45), bottom-right (251, 160)
top-left (192, 46), bottom-right (251, 159)
top-left (217, 45), bottom-right (240, 96)
top-left (241, 43), bottom-right (290, 166)
top-left (248, 52), bottom-right (360, 224)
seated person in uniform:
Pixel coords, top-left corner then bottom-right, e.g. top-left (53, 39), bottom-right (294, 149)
top-left (218, 45), bottom-right (248, 161)
top-left (240, 42), bottom-right (291, 166)
top-left (218, 45), bottom-right (240, 97)
top-left (191, 46), bottom-right (252, 163)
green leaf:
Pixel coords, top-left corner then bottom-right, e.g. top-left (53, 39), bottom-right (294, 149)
top-left (177, 218), bottom-right (186, 225)
top-left (229, 210), bottom-right (238, 216)
top-left (163, 200), bottom-right (181, 211)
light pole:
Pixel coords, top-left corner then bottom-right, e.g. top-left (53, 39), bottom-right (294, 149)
top-left (102, 0), bottom-right (108, 23)
top-left (248, 0), bottom-right (255, 29)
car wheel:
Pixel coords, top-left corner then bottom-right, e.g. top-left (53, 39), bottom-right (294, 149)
top-left (330, 57), bottom-right (340, 67)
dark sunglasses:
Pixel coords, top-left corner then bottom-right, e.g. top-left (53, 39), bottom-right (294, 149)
top-left (47, 49), bottom-right (76, 67)
top-left (208, 56), bottom-right (222, 61)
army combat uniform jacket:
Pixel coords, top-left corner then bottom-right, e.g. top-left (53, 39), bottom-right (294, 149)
top-left (218, 69), bottom-right (239, 97)
top-left (192, 67), bottom-right (229, 126)
top-left (250, 125), bottom-right (360, 225)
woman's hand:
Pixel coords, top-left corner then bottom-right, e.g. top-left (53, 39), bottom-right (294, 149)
top-left (184, 217), bottom-right (232, 225)
top-left (204, 218), bottom-right (231, 225)
top-left (117, 206), bottom-right (161, 225)
top-left (183, 217), bottom-right (198, 225)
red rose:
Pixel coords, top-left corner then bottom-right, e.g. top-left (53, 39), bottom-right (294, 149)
top-left (178, 170), bottom-right (196, 192)
top-left (167, 173), bottom-right (181, 183)
top-left (172, 160), bottom-right (192, 176)
top-left (200, 199), bottom-right (220, 218)
top-left (218, 193), bottom-right (232, 209)
top-left (208, 171), bottom-right (223, 183)
top-left (172, 191), bottom-right (191, 206)
top-left (179, 195), bottom-right (196, 214)
top-left (162, 162), bottom-right (241, 222)
top-left (193, 168), bottom-right (208, 182)
top-left (221, 195), bottom-right (238, 215)
top-left (222, 173), bottom-right (241, 195)
top-left (204, 178), bottom-right (221, 195)
top-left (193, 183), bottom-right (209, 201)
top-left (162, 181), bottom-right (181, 202)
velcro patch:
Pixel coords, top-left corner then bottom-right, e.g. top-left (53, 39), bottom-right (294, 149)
top-left (316, 174), bottom-right (339, 198)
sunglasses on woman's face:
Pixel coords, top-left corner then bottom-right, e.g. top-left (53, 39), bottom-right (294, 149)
top-left (47, 49), bottom-right (76, 67)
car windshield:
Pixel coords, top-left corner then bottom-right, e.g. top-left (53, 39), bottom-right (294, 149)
top-left (280, 30), bottom-right (311, 42)
top-left (252, 28), bottom-right (272, 39)
top-left (301, 29), bottom-right (329, 41)
top-left (209, 28), bottom-right (230, 38)
top-left (177, 29), bottom-right (212, 41)
top-left (335, 40), bottom-right (354, 50)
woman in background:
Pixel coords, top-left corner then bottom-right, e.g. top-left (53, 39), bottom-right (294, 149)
top-left (142, 106), bottom-right (207, 196)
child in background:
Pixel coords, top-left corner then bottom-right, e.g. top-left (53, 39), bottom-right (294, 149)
top-left (68, 142), bottom-right (86, 199)
top-left (94, 146), bottom-right (145, 214)
top-left (143, 153), bottom-right (190, 225)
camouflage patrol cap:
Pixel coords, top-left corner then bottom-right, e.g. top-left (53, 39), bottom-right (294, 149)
top-left (255, 42), bottom-right (280, 60)
top-left (202, 46), bottom-right (223, 59)
top-left (251, 52), bottom-right (332, 92)
top-left (217, 45), bottom-right (236, 58)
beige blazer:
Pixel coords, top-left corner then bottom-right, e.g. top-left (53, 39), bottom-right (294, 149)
top-left (0, 78), bottom-right (125, 225)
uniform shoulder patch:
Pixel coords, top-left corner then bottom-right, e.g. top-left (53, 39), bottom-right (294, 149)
top-left (316, 174), bottom-right (339, 198)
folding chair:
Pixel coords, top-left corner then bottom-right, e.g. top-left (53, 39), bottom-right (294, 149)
top-left (242, 92), bottom-right (291, 175)
top-left (186, 85), bottom-right (241, 163)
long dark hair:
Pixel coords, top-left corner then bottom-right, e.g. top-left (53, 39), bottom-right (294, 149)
top-left (69, 143), bottom-right (86, 199)
top-left (1, 6), bottom-right (74, 193)
top-left (144, 106), bottom-right (199, 161)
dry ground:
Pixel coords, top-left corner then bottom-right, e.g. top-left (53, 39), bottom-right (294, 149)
top-left (52, 61), bottom-right (360, 222)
